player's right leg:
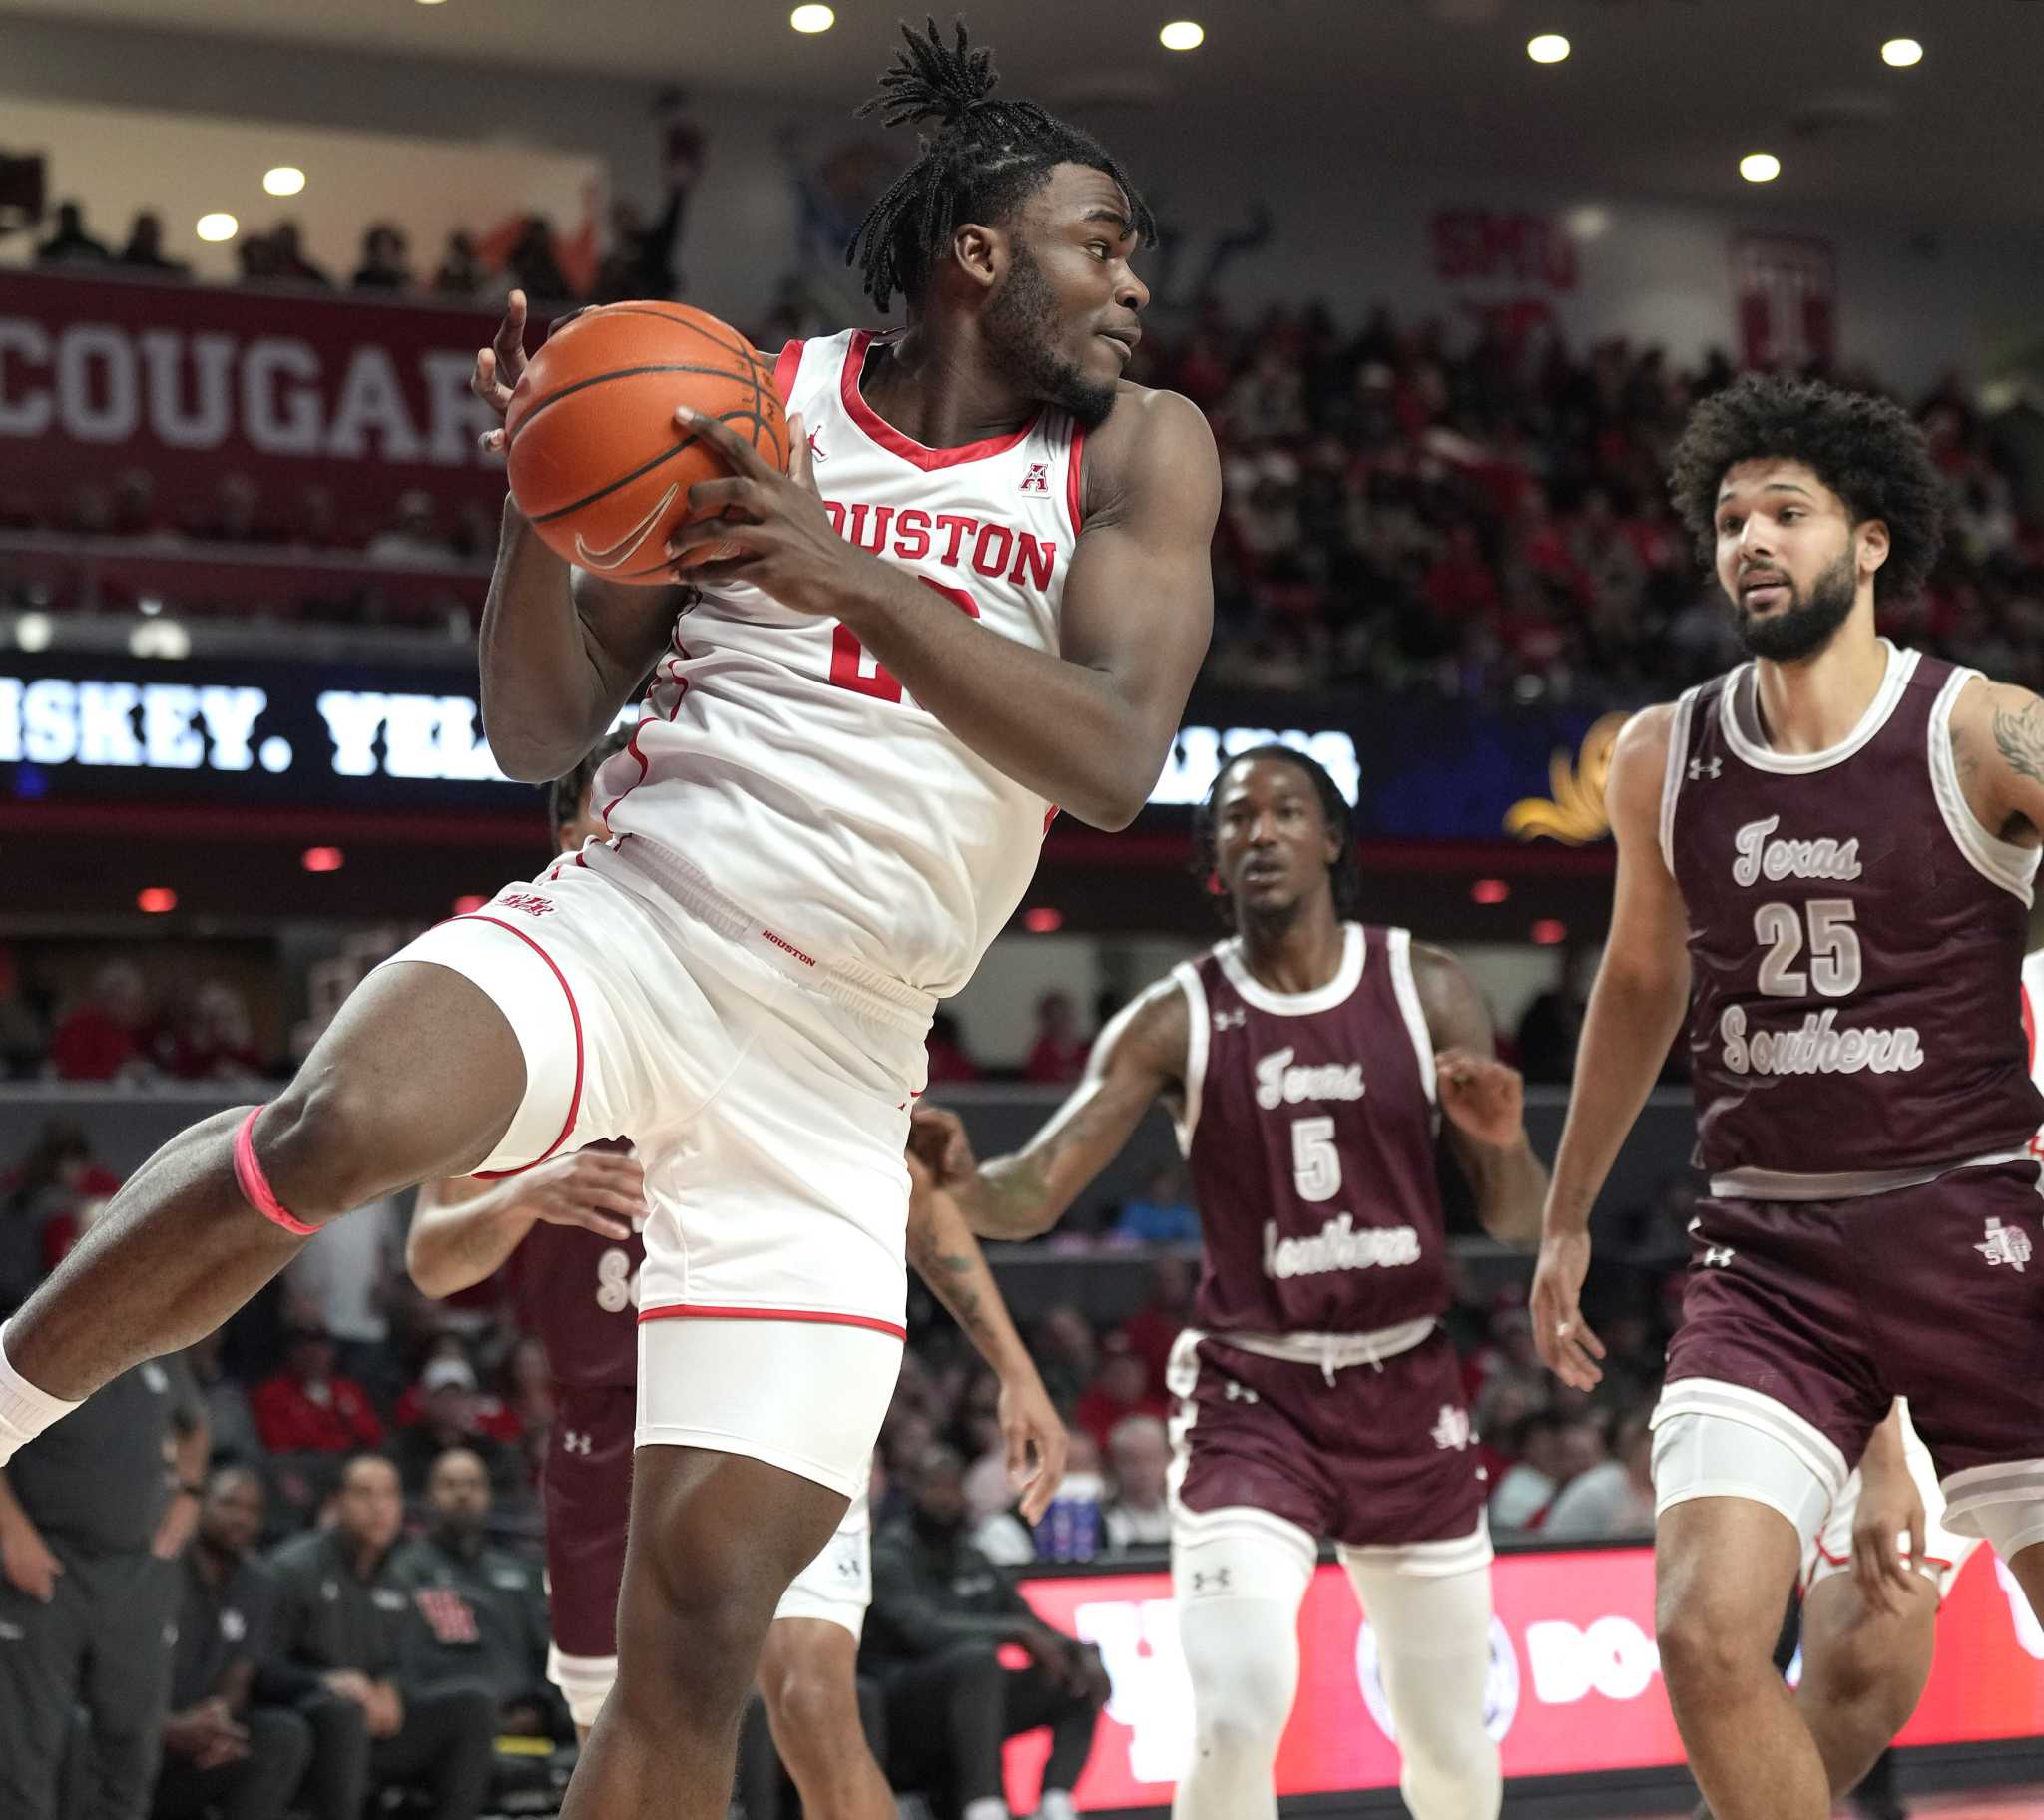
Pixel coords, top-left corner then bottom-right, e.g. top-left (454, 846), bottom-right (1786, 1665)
top-left (0, 956), bottom-right (526, 1446)
top-left (756, 1619), bottom-right (895, 1820)
top-left (1791, 1570), bottom-right (1933, 1814)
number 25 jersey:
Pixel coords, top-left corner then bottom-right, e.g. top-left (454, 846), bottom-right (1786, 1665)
top-left (1666, 642), bottom-right (2043, 1197)
top-left (595, 328), bottom-right (1084, 1005)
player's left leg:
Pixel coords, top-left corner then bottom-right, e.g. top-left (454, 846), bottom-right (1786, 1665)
top-left (757, 1569), bottom-right (894, 1820)
top-left (560, 1445), bottom-right (850, 1820)
top-left (1788, 1572), bottom-right (1935, 1813)
top-left (1338, 1545), bottom-right (1500, 1820)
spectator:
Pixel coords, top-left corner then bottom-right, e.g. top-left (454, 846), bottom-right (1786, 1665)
top-left (0, 1349), bottom-right (208, 1820)
top-left (925, 1010), bottom-right (982, 1085)
top-left (1516, 945), bottom-right (1595, 1085)
top-left (1033, 1303), bottom-right (1099, 1412)
top-left (36, 199), bottom-right (109, 264)
top-left (1118, 1254), bottom-right (1197, 1391)
top-left (365, 490), bottom-right (453, 567)
top-left (1, 1119), bottom-right (121, 1310)
top-left (282, 1190), bottom-right (403, 1403)
top-left (266, 221), bottom-right (330, 287)
top-left (1110, 1161), bottom-right (1200, 1245)
top-left (1488, 1409), bottom-right (1567, 1536)
top-left (1024, 991), bottom-right (1090, 1086)
top-left (1541, 1408), bottom-right (1657, 1542)
top-left (110, 467), bottom-right (177, 540)
top-left (1072, 1332), bottom-right (1169, 1456)
top-left (351, 224), bottom-right (411, 291)
top-left (48, 959), bottom-right (155, 1083)
top-left (864, 1444), bottom-right (1107, 1820)
top-left (407, 1448), bottom-right (565, 1738)
top-left (1102, 1414), bottom-right (1172, 1553)
top-left (262, 1454), bottom-right (496, 1820)
top-left (0, 946), bottom-right (46, 1079)
top-left (188, 473), bottom-right (265, 545)
top-left (235, 231), bottom-right (279, 286)
top-left (116, 211), bottom-right (189, 278)
top-left (250, 1319), bottom-right (384, 1464)
top-left (432, 229), bottom-right (487, 298)
top-left (505, 216), bottom-right (573, 304)
top-left (392, 1356), bottom-right (521, 1499)
top-left (184, 1329), bottom-right (267, 1477)
top-left (154, 1467), bottom-right (312, 1820)
top-left (155, 980), bottom-right (266, 1084)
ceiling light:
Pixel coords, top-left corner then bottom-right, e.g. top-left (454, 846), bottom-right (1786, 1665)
top-left (1023, 906), bottom-right (1064, 934)
top-left (1160, 20), bottom-right (1205, 51)
top-left (1471, 879), bottom-right (1510, 905)
top-left (1526, 33), bottom-right (1570, 64)
top-left (302, 847), bottom-right (344, 873)
top-left (1531, 918), bottom-right (1568, 946)
top-left (789, 4), bottom-right (834, 31)
top-left (1880, 37), bottom-right (1923, 68)
top-left (15, 612), bottom-right (52, 652)
top-left (263, 166), bottom-right (305, 197)
top-left (1740, 152), bottom-right (1782, 184)
top-left (197, 213), bottom-right (239, 242)
top-left (452, 894), bottom-right (487, 914)
top-left (138, 888), bottom-right (178, 914)
top-left (414, 0), bottom-right (448, 7)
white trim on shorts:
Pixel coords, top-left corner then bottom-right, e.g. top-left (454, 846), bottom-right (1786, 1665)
top-left (1651, 1377), bottom-right (1852, 1505)
top-left (1803, 1402), bottom-right (1980, 1601)
top-left (1336, 1514), bottom-right (1494, 1581)
top-left (1938, 1457), bottom-right (2044, 1558)
top-left (1171, 962), bottom-right (1212, 1154)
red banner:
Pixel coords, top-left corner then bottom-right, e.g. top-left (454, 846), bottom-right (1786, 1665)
top-left (1007, 1545), bottom-right (2042, 1811)
top-left (0, 269), bottom-right (530, 537)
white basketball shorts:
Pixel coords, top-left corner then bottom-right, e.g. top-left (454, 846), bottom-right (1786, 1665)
top-left (377, 838), bottom-right (926, 1493)
top-left (1803, 1401), bottom-right (1982, 1601)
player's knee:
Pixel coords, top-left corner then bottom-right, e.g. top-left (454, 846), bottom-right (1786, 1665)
top-left (617, 1568), bottom-right (780, 1711)
top-left (1401, 1743), bottom-right (1502, 1820)
top-left (1656, 1596), bottom-right (1760, 1696)
top-left (258, 1077), bottom-right (401, 1220)
top-left (762, 1660), bottom-right (861, 1765)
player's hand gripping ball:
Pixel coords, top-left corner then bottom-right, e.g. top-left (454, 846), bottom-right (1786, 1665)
top-left (500, 301), bottom-right (789, 585)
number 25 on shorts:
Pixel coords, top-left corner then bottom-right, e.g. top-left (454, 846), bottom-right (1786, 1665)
top-left (829, 578), bottom-right (980, 704)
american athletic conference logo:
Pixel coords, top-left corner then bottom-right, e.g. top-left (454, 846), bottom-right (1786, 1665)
top-left (1355, 1615), bottom-right (1520, 1744)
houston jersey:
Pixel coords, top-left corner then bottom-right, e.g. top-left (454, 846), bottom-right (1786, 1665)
top-left (1171, 924), bottom-right (1451, 1336)
top-left (1666, 642), bottom-right (2043, 1196)
top-left (594, 328), bottom-right (1084, 1003)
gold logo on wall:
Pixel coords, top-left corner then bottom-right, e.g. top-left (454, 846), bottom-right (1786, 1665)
top-left (1504, 712), bottom-right (1628, 844)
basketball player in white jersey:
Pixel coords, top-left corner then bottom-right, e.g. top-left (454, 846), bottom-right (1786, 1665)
top-left (914, 745), bottom-right (1549, 1820)
top-left (0, 24), bottom-right (1218, 1820)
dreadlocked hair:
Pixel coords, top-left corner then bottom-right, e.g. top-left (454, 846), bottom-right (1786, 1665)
top-left (1668, 373), bottom-right (1947, 604)
top-left (545, 726), bottom-right (636, 837)
top-left (845, 16), bottom-right (1156, 311)
top-left (1192, 743), bottom-right (1364, 932)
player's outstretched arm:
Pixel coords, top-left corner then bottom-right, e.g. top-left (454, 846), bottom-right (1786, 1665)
top-left (1532, 704), bottom-right (1693, 1390)
top-left (669, 390), bottom-right (1219, 829)
top-left (911, 979), bottom-right (1191, 1241)
top-left (467, 292), bottom-right (685, 782)
top-left (1410, 946), bottom-right (1547, 1246)
top-left (905, 1158), bottom-right (1068, 1525)
top-left (404, 1150), bottom-right (645, 1300)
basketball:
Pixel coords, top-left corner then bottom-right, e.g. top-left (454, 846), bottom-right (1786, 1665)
top-left (503, 301), bottom-right (788, 585)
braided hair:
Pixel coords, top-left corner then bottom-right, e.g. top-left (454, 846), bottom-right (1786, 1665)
top-left (1192, 743), bottom-right (1364, 931)
top-left (846, 17), bottom-right (1156, 312)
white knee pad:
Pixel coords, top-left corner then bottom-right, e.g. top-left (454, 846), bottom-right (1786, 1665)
top-left (1341, 1553), bottom-right (1502, 1820)
top-left (547, 1645), bottom-right (616, 1732)
top-left (1172, 1516), bottom-right (1313, 1820)
top-left (1650, 1390), bottom-right (1841, 1552)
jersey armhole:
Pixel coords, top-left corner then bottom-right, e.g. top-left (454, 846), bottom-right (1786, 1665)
top-left (1658, 686), bottom-right (1701, 877)
top-left (1066, 423), bottom-right (1087, 536)
top-left (1927, 667), bottom-right (2038, 906)
top-left (773, 340), bottom-right (806, 405)
top-left (1170, 961), bottom-right (1210, 1155)
top-left (1385, 928), bottom-right (1438, 1109)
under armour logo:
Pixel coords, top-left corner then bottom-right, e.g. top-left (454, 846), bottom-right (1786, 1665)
top-left (1191, 1568), bottom-right (1232, 1593)
top-left (1689, 756), bottom-right (1723, 781)
top-left (1977, 1216), bottom-right (2033, 1273)
top-left (1020, 460), bottom-right (1051, 494)
top-left (1223, 1380), bottom-right (1260, 1404)
top-left (806, 430), bottom-right (826, 463)
top-left (1703, 1245), bottom-right (1736, 1268)
top-left (1214, 1009), bottom-right (1247, 1032)
top-left (561, 1430), bottom-right (594, 1457)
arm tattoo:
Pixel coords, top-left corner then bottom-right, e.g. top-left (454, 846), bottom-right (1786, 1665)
top-left (907, 1228), bottom-right (992, 1342)
top-left (1992, 695), bottom-right (2044, 787)
top-left (1952, 725), bottom-right (1981, 784)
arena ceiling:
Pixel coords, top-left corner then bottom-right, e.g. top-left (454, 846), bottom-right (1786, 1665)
top-left (5, 0), bottom-right (2044, 227)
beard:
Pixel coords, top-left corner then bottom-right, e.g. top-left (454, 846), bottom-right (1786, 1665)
top-left (1732, 549), bottom-right (1858, 662)
top-left (983, 242), bottom-right (1119, 431)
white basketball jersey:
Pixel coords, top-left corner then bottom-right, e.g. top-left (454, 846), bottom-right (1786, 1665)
top-left (595, 328), bottom-right (1085, 1004)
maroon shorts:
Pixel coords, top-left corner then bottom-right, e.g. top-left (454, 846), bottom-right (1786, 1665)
top-left (1168, 1326), bottom-right (1485, 1550)
top-left (541, 1383), bottom-right (635, 1660)
top-left (1666, 1159), bottom-right (2044, 1486)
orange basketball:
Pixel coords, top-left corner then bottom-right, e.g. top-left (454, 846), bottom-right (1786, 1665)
top-left (503, 302), bottom-right (788, 585)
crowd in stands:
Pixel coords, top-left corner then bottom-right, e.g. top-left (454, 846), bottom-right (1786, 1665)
top-left (10, 201), bottom-right (2041, 699)
top-left (0, 957), bottom-right (274, 1088)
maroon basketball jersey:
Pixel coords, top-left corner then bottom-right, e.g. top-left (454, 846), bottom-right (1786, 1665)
top-left (1173, 924), bottom-right (1449, 1335)
top-left (1666, 643), bottom-right (2043, 1194)
top-left (507, 1217), bottom-right (644, 1392)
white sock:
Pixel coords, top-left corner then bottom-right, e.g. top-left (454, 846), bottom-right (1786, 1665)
top-left (1037, 1793), bottom-right (1078, 1820)
top-left (0, 1322), bottom-right (83, 1468)
top-left (962, 1799), bottom-right (1010, 1820)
